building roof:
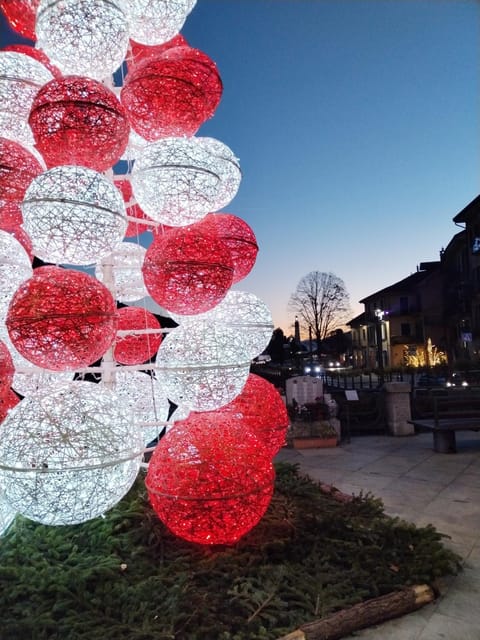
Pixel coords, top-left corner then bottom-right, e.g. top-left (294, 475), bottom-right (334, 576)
top-left (359, 269), bottom-right (434, 304)
top-left (452, 194), bottom-right (480, 224)
top-left (346, 312), bottom-right (366, 327)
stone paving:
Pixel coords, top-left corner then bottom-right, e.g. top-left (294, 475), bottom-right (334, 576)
top-left (276, 431), bottom-right (480, 640)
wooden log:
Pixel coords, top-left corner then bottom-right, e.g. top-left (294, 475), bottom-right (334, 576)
top-left (276, 584), bottom-right (434, 640)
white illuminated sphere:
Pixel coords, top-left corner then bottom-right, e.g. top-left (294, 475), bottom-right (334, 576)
top-left (0, 494), bottom-right (15, 537)
top-left (36, 0), bottom-right (130, 81)
top-left (95, 242), bottom-right (148, 303)
top-left (110, 370), bottom-right (171, 445)
top-left (131, 137), bottom-right (242, 226)
top-left (0, 231), bottom-right (33, 319)
top-left (0, 382), bottom-right (144, 526)
top-left (0, 51), bottom-right (53, 147)
top-left (126, 0), bottom-right (197, 45)
top-left (12, 368), bottom-right (73, 398)
top-left (156, 323), bottom-right (250, 412)
top-left (22, 166), bottom-right (127, 265)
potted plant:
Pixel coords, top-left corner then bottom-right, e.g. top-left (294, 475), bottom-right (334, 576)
top-left (289, 419), bottom-right (339, 449)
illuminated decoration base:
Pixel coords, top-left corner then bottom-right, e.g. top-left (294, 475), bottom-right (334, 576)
top-left (36, 0), bottom-right (130, 81)
top-left (113, 306), bottom-right (162, 365)
top-left (29, 76), bottom-right (130, 171)
top-left (0, 230), bottom-right (33, 318)
top-left (6, 266), bottom-right (117, 371)
top-left (22, 165), bottom-right (127, 265)
top-left (0, 382), bottom-right (143, 525)
top-left (126, 0), bottom-right (197, 46)
top-left (142, 224), bottom-right (233, 315)
top-left (146, 415), bottom-right (275, 545)
top-left (0, 137), bottom-right (43, 202)
top-left (131, 136), bottom-right (241, 226)
top-left (95, 242), bottom-right (148, 303)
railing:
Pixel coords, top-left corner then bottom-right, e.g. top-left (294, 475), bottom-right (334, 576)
top-left (321, 370), bottom-right (412, 390)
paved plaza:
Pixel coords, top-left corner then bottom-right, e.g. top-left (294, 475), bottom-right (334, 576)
top-left (276, 431), bottom-right (480, 640)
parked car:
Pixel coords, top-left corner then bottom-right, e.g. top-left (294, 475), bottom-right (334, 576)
top-left (445, 372), bottom-right (469, 388)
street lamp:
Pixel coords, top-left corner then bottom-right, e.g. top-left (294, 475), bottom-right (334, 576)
top-left (374, 308), bottom-right (385, 385)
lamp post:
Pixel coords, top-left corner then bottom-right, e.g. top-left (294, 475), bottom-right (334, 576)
top-left (374, 308), bottom-right (385, 385)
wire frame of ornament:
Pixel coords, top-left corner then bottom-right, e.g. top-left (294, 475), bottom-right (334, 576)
top-left (0, 230), bottom-right (33, 318)
top-left (126, 0), bottom-right (197, 46)
top-left (95, 242), bottom-right (148, 303)
top-left (114, 178), bottom-right (155, 237)
top-left (113, 306), bottom-right (162, 366)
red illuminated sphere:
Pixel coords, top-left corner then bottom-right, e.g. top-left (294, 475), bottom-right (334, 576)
top-left (202, 213), bottom-right (259, 284)
top-left (0, 389), bottom-right (20, 423)
top-left (114, 306), bottom-right (162, 365)
top-left (0, 0), bottom-right (39, 40)
top-left (142, 224), bottom-right (234, 315)
top-left (0, 137), bottom-right (43, 203)
top-left (146, 414), bottom-right (275, 545)
top-left (0, 339), bottom-right (14, 396)
top-left (0, 202), bottom-right (34, 260)
top-left (114, 178), bottom-right (154, 237)
top-left (6, 266), bottom-right (117, 371)
top-left (29, 76), bottom-right (130, 171)
top-left (121, 39), bottom-right (222, 141)
top-left (3, 44), bottom-right (61, 78)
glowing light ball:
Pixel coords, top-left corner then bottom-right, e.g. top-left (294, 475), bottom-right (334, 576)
top-left (114, 179), bottom-right (154, 237)
top-left (36, 0), bottom-right (130, 81)
top-left (12, 367), bottom-right (73, 398)
top-left (0, 230), bottom-right (33, 317)
top-left (22, 165), bottom-right (127, 265)
top-left (0, 340), bottom-right (14, 395)
top-left (121, 40), bottom-right (222, 140)
top-left (0, 0), bottom-right (39, 40)
top-left (113, 306), bottom-right (162, 365)
top-left (0, 204), bottom-right (33, 261)
top-left (0, 51), bottom-right (53, 146)
top-left (0, 389), bottom-right (20, 423)
top-left (126, 0), bottom-right (197, 46)
top-left (0, 137), bottom-right (43, 202)
top-left (0, 494), bottom-right (16, 537)
top-left (202, 213), bottom-right (258, 284)
top-left (131, 136), bottom-right (242, 226)
top-left (142, 224), bottom-right (233, 315)
top-left (3, 44), bottom-right (61, 78)
top-left (146, 415), bottom-right (275, 545)
top-left (95, 242), bottom-right (148, 303)
top-left (29, 76), bottom-right (130, 171)
top-left (110, 370), bottom-right (171, 444)
top-left (6, 266), bottom-right (117, 371)
top-left (0, 382), bottom-right (143, 525)
top-left (155, 322), bottom-right (250, 411)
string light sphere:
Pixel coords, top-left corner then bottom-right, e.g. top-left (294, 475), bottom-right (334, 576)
top-left (29, 75), bottom-right (130, 171)
top-left (0, 389), bottom-right (20, 423)
top-left (95, 242), bottom-right (148, 303)
top-left (128, 34), bottom-right (188, 66)
top-left (0, 137), bottom-right (43, 203)
top-left (202, 212), bottom-right (258, 283)
top-left (3, 44), bottom-right (61, 78)
top-left (0, 203), bottom-right (33, 260)
top-left (131, 136), bottom-right (242, 226)
top-left (6, 266), bottom-right (117, 371)
top-left (12, 368), bottom-right (73, 398)
top-left (121, 40), bottom-right (222, 141)
top-left (114, 179), bottom-right (154, 237)
top-left (0, 382), bottom-right (144, 525)
top-left (126, 0), bottom-right (197, 46)
top-left (35, 0), bottom-right (130, 81)
top-left (113, 306), bottom-right (162, 366)
top-left (143, 224), bottom-right (233, 315)
top-left (0, 0), bottom-right (39, 40)
top-left (146, 415), bottom-right (275, 545)
top-left (22, 165), bottom-right (127, 265)
top-left (0, 340), bottom-right (14, 396)
top-left (155, 322), bottom-right (250, 412)
top-left (0, 230), bottom-right (33, 318)
top-left (0, 51), bottom-right (53, 146)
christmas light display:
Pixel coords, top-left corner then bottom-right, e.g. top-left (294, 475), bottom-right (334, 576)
top-left (3, 44), bottom-right (61, 78)
top-left (0, 494), bottom-right (16, 536)
top-left (6, 266), bottom-right (117, 371)
top-left (0, 0), bottom-right (39, 41)
top-left (142, 223), bottom-right (234, 315)
top-left (29, 75), bottom-right (130, 171)
top-left (0, 203), bottom-right (33, 259)
top-left (114, 178), bottom-right (154, 237)
top-left (0, 382), bottom-right (143, 525)
top-left (0, 137), bottom-right (43, 202)
top-left (131, 136), bottom-right (241, 226)
top-left (0, 230), bottom-right (33, 317)
top-left (126, 0), bottom-right (197, 46)
top-left (113, 306), bottom-right (162, 365)
top-left (11, 368), bottom-right (72, 398)
top-left (0, 340), bottom-right (14, 395)
top-left (21, 165), bottom-right (127, 265)
top-left (95, 242), bottom-right (148, 303)
top-left (146, 415), bottom-right (275, 545)
top-left (0, 389), bottom-right (19, 423)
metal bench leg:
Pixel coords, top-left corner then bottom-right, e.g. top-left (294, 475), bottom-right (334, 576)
top-left (433, 430), bottom-right (456, 453)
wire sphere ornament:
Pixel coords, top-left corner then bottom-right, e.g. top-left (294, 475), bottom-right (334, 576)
top-left (146, 415), bottom-right (275, 545)
top-left (3, 44), bottom-right (62, 79)
top-left (155, 322), bottom-right (250, 412)
top-left (0, 203), bottom-right (33, 260)
top-left (21, 165), bottom-right (127, 265)
top-left (202, 212), bottom-right (258, 284)
top-left (36, 0), bottom-right (130, 81)
top-left (0, 389), bottom-right (20, 423)
top-left (0, 340), bottom-right (14, 396)
top-left (0, 51), bottom-right (53, 147)
top-left (121, 39), bottom-right (222, 141)
top-left (142, 223), bottom-right (234, 315)
top-left (0, 230), bottom-right (33, 319)
top-left (131, 136), bottom-right (242, 226)
top-left (0, 137), bottom-right (43, 203)
top-left (0, 0), bottom-right (40, 41)
top-left (114, 178), bottom-right (154, 237)
top-left (29, 75), bottom-right (130, 171)
top-left (0, 382), bottom-right (144, 525)
top-left (95, 242), bottom-right (148, 303)
top-left (125, 0), bottom-right (197, 46)
top-left (113, 306), bottom-right (162, 366)
top-left (6, 266), bottom-right (117, 371)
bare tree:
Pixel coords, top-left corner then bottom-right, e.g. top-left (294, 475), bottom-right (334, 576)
top-left (288, 271), bottom-right (351, 353)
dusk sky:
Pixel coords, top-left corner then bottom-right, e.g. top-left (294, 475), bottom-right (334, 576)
top-left (1, 1), bottom-right (479, 337)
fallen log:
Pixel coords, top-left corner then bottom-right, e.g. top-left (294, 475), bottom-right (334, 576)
top-left (277, 583), bottom-right (434, 640)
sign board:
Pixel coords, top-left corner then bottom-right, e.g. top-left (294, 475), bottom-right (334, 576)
top-left (345, 390), bottom-right (359, 401)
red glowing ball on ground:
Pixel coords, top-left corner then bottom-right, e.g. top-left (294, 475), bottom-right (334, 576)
top-left (121, 39), bottom-right (222, 141)
top-left (0, 137), bottom-right (43, 203)
top-left (29, 76), bottom-right (130, 171)
top-left (142, 224), bottom-right (234, 315)
top-left (114, 178), bottom-right (154, 237)
top-left (114, 306), bottom-right (162, 365)
top-left (202, 213), bottom-right (259, 284)
top-left (6, 266), bottom-right (117, 371)
top-left (0, 0), bottom-right (39, 40)
top-left (146, 414), bottom-right (275, 545)
top-left (3, 44), bottom-right (61, 78)
top-left (0, 389), bottom-right (20, 423)
top-left (0, 340), bottom-right (14, 396)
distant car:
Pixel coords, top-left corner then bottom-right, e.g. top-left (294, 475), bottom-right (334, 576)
top-left (445, 372), bottom-right (469, 388)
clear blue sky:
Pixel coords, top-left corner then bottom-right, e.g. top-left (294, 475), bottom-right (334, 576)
top-left (1, 1), bottom-right (479, 337)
